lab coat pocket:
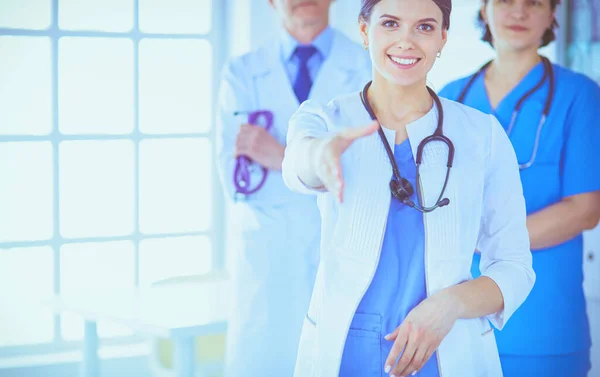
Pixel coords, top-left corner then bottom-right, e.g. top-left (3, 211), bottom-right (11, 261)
top-left (339, 313), bottom-right (382, 377)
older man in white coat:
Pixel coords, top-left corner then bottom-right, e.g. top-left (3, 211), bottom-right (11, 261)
top-left (216, 0), bottom-right (371, 376)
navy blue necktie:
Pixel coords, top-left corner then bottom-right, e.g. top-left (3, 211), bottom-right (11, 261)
top-left (293, 45), bottom-right (317, 103)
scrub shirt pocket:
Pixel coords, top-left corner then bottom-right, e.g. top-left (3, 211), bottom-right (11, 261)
top-left (339, 313), bottom-right (382, 377)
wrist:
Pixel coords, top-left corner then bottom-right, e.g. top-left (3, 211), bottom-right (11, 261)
top-left (439, 285), bottom-right (467, 321)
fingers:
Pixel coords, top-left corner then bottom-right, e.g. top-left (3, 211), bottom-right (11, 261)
top-left (313, 121), bottom-right (377, 203)
top-left (412, 345), bottom-right (436, 375)
top-left (321, 121), bottom-right (378, 202)
top-left (235, 124), bottom-right (260, 158)
top-left (341, 120), bottom-right (379, 141)
top-left (237, 123), bottom-right (254, 136)
top-left (235, 134), bottom-right (251, 157)
top-left (330, 158), bottom-right (344, 203)
top-left (390, 326), bottom-right (419, 377)
top-left (384, 326), bottom-right (401, 342)
top-left (384, 323), bottom-right (409, 375)
top-left (317, 145), bottom-right (344, 203)
top-left (398, 342), bottom-right (429, 377)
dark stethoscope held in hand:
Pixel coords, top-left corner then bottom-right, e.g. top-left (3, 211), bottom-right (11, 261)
top-left (232, 110), bottom-right (274, 197)
top-left (360, 81), bottom-right (454, 213)
top-left (457, 56), bottom-right (555, 170)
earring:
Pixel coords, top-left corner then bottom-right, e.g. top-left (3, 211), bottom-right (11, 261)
top-left (363, 42), bottom-right (369, 50)
top-left (436, 51), bottom-right (441, 58)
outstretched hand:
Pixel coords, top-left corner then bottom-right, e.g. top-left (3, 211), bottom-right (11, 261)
top-left (313, 121), bottom-right (379, 203)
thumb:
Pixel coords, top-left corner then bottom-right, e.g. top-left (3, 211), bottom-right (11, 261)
top-left (342, 120), bottom-right (379, 141)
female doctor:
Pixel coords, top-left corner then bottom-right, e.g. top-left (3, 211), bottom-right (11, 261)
top-left (439, 0), bottom-right (600, 375)
top-left (282, 0), bottom-right (535, 376)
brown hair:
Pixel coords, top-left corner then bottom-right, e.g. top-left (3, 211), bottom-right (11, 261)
top-left (477, 0), bottom-right (561, 48)
top-left (359, 0), bottom-right (452, 30)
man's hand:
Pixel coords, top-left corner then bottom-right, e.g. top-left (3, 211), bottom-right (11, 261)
top-left (235, 124), bottom-right (285, 171)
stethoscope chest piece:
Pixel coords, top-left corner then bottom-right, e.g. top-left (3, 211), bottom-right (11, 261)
top-left (390, 177), bottom-right (414, 203)
top-left (360, 81), bottom-right (453, 213)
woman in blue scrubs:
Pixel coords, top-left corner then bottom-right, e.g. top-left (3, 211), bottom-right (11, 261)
top-left (439, 0), bottom-right (600, 376)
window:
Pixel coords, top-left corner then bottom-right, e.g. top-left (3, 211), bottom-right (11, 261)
top-left (0, 0), bottom-right (224, 355)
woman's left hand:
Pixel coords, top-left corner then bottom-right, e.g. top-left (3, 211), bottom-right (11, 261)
top-left (384, 290), bottom-right (461, 377)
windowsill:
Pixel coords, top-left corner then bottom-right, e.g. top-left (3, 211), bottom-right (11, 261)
top-left (0, 343), bottom-right (150, 370)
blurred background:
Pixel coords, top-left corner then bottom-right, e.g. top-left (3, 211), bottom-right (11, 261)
top-left (0, 0), bottom-right (598, 376)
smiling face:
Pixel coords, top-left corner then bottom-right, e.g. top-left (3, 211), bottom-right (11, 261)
top-left (269, 0), bottom-right (333, 29)
top-left (359, 0), bottom-right (447, 87)
top-left (482, 0), bottom-right (555, 52)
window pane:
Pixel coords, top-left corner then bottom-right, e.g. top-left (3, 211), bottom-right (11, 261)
top-left (59, 0), bottom-right (134, 32)
top-left (59, 140), bottom-right (135, 239)
top-left (139, 39), bottom-right (212, 134)
top-left (139, 138), bottom-right (212, 234)
top-left (139, 236), bottom-right (212, 287)
top-left (59, 38), bottom-right (134, 135)
top-left (0, 246), bottom-right (54, 346)
top-left (60, 241), bottom-right (135, 340)
top-left (0, 0), bottom-right (51, 30)
top-left (139, 0), bottom-right (211, 34)
top-left (0, 37), bottom-right (52, 136)
top-left (0, 142), bottom-right (53, 242)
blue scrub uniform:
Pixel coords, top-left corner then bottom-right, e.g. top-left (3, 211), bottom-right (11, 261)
top-left (340, 140), bottom-right (440, 377)
top-left (439, 61), bottom-right (600, 377)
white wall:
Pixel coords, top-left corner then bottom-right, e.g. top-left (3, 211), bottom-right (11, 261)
top-left (226, 0), bottom-right (277, 55)
top-left (329, 1), bottom-right (362, 43)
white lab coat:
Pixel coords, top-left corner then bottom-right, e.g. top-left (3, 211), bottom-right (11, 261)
top-left (216, 30), bottom-right (371, 377)
top-left (282, 93), bottom-right (536, 377)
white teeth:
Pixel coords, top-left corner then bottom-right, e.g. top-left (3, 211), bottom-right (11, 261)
top-left (389, 56), bottom-right (418, 65)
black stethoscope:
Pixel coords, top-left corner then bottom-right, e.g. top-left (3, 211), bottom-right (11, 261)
top-left (457, 56), bottom-right (555, 170)
top-left (360, 81), bottom-right (454, 213)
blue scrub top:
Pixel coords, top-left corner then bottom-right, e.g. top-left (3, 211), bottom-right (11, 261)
top-left (340, 140), bottom-right (439, 377)
top-left (439, 61), bottom-right (600, 356)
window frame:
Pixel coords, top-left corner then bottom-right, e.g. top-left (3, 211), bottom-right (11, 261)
top-left (0, 0), bottom-right (226, 358)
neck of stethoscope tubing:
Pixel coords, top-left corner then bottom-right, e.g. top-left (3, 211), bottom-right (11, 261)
top-left (362, 81), bottom-right (452, 212)
top-left (404, 164), bottom-right (450, 213)
top-left (518, 114), bottom-right (547, 170)
top-left (506, 111), bottom-right (519, 136)
top-left (405, 199), bottom-right (443, 213)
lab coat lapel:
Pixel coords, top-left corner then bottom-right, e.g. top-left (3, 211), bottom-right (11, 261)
top-left (406, 102), bottom-right (460, 269)
top-left (251, 41), bottom-right (303, 143)
top-left (309, 33), bottom-right (357, 103)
